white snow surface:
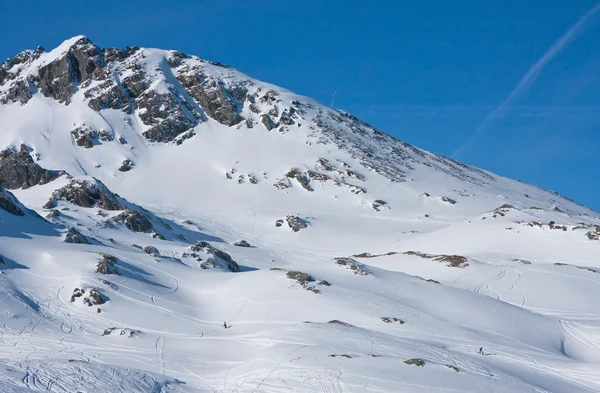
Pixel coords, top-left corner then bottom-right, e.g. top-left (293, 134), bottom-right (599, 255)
top-left (0, 36), bottom-right (599, 392)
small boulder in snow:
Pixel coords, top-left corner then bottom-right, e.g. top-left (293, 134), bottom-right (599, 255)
top-left (233, 240), bottom-right (251, 247)
top-left (144, 246), bottom-right (160, 257)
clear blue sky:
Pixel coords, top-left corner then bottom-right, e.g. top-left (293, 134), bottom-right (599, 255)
top-left (1, 1), bottom-right (599, 210)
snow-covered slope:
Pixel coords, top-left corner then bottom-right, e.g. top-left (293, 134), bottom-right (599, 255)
top-left (0, 36), bottom-right (599, 392)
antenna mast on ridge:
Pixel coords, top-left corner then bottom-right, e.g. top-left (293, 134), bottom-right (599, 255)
top-left (330, 92), bottom-right (338, 109)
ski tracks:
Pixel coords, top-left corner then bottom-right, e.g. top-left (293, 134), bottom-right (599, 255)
top-left (156, 336), bottom-right (165, 376)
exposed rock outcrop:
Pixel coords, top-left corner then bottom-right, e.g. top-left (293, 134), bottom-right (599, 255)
top-left (0, 145), bottom-right (62, 189)
top-left (96, 254), bottom-right (120, 275)
top-left (45, 179), bottom-right (123, 210)
top-left (285, 215), bottom-right (309, 232)
top-left (34, 37), bottom-right (105, 104)
top-left (189, 241), bottom-right (240, 272)
top-left (0, 188), bottom-right (25, 216)
top-left (64, 227), bottom-right (91, 244)
top-left (110, 210), bottom-right (153, 233)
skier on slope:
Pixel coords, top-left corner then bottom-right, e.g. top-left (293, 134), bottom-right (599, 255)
top-left (223, 321), bottom-right (228, 329)
top-left (479, 346), bottom-right (483, 355)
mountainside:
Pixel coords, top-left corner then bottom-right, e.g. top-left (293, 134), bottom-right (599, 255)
top-left (0, 36), bottom-right (599, 393)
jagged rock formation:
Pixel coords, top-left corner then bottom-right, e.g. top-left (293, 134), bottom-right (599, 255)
top-left (0, 145), bottom-right (63, 189)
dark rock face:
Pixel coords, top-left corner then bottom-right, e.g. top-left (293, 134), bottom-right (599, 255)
top-left (2, 79), bottom-right (32, 104)
top-left (176, 70), bottom-right (245, 127)
top-left (0, 145), bottom-right (62, 189)
top-left (46, 179), bottom-right (123, 210)
top-left (2, 38), bottom-right (252, 144)
top-left (96, 254), bottom-right (120, 275)
top-left (35, 37), bottom-right (105, 103)
top-left (110, 210), bottom-right (153, 232)
top-left (285, 215), bottom-right (309, 232)
top-left (64, 227), bottom-right (90, 244)
top-left (137, 89), bottom-right (202, 143)
top-left (0, 188), bottom-right (25, 216)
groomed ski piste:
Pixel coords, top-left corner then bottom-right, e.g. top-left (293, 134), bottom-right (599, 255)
top-left (0, 36), bottom-right (599, 392)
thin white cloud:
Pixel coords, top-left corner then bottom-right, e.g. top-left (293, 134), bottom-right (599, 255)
top-left (451, 2), bottom-right (600, 159)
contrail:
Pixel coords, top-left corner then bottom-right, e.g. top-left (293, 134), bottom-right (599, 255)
top-left (451, 2), bottom-right (600, 159)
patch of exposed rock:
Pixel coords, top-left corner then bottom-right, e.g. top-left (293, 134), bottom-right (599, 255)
top-left (33, 37), bottom-right (105, 104)
top-left (137, 89), bottom-right (202, 143)
top-left (45, 179), bottom-right (122, 210)
top-left (109, 210), bottom-right (153, 233)
top-left (0, 188), bottom-right (25, 216)
top-left (189, 241), bottom-right (240, 272)
top-left (102, 327), bottom-right (142, 338)
top-left (96, 254), bottom-right (120, 275)
top-left (285, 215), bottom-right (309, 232)
top-left (334, 257), bottom-right (370, 276)
top-left (144, 246), bottom-right (160, 257)
top-left (118, 159), bottom-right (133, 172)
top-left (233, 240), bottom-right (251, 247)
top-left (0, 145), bottom-right (63, 189)
top-left (372, 200), bottom-right (388, 212)
top-left (71, 287), bottom-right (105, 306)
top-left (64, 227), bottom-right (91, 244)
top-left (176, 68), bottom-right (246, 127)
top-left (403, 251), bottom-right (469, 268)
top-left (284, 270), bottom-right (328, 294)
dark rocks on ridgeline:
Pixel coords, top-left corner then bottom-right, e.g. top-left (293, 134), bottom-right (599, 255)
top-left (35, 37), bottom-right (105, 104)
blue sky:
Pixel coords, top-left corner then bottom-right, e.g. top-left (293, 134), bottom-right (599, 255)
top-left (1, 1), bottom-right (599, 210)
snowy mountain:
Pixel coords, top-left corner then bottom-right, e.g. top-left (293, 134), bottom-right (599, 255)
top-left (0, 36), bottom-right (599, 392)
